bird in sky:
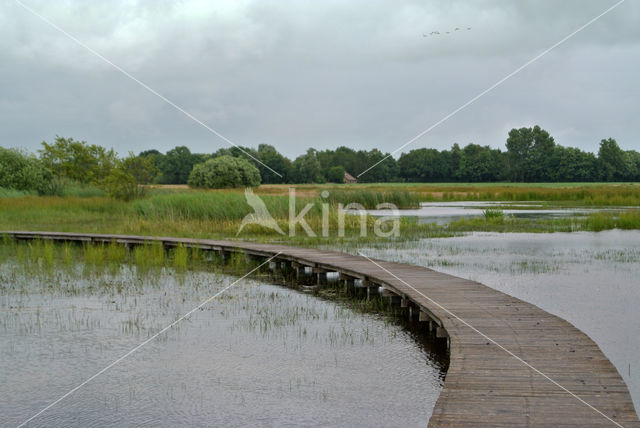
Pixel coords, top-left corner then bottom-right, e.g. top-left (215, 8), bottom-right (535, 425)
top-left (424, 27), bottom-right (472, 38)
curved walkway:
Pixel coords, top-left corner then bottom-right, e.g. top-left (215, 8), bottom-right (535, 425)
top-left (3, 231), bottom-right (638, 427)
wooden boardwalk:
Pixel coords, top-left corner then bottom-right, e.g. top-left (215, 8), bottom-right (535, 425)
top-left (3, 231), bottom-right (639, 427)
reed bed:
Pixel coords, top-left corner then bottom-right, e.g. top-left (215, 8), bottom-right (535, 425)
top-left (1, 185), bottom-right (639, 244)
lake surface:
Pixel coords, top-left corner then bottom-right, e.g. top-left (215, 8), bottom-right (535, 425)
top-left (0, 260), bottom-right (445, 427)
top-left (348, 230), bottom-right (640, 412)
top-left (365, 201), bottom-right (629, 224)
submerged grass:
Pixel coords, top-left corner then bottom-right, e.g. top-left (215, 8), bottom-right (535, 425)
top-left (0, 239), bottom-right (420, 328)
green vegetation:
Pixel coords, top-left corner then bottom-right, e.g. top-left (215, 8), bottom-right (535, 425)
top-left (39, 136), bottom-right (116, 184)
top-left (483, 208), bottom-right (504, 220)
top-left (3, 125), bottom-right (638, 203)
top-left (446, 209), bottom-right (640, 233)
top-left (1, 184), bottom-right (639, 247)
top-left (101, 153), bottom-right (157, 201)
top-left (188, 155), bottom-right (261, 188)
top-left (0, 147), bottom-right (53, 194)
top-left (0, 187), bottom-right (35, 198)
top-left (324, 188), bottom-right (420, 209)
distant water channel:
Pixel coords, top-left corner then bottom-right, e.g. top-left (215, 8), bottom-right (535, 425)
top-left (365, 201), bottom-right (629, 224)
top-left (0, 259), bottom-right (446, 426)
top-left (351, 230), bottom-right (640, 412)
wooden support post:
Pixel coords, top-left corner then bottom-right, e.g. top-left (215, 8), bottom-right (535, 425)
top-left (362, 280), bottom-right (378, 300)
top-left (342, 278), bottom-right (354, 293)
top-left (436, 326), bottom-right (448, 339)
top-left (313, 267), bottom-right (327, 286)
top-left (316, 271), bottom-right (327, 286)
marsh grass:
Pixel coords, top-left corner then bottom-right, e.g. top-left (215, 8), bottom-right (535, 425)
top-left (2, 185), bottom-right (640, 244)
top-left (325, 189), bottom-right (420, 209)
top-left (482, 208), bottom-right (504, 221)
top-left (0, 187), bottom-right (35, 198)
top-left (133, 241), bottom-right (165, 270)
top-left (172, 245), bottom-right (188, 272)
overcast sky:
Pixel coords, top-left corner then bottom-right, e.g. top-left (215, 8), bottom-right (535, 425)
top-left (1, 0), bottom-right (639, 159)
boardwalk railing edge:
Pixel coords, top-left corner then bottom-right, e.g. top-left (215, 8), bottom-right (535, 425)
top-left (2, 230), bottom-right (638, 427)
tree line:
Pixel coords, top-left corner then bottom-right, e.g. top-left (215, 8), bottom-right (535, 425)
top-left (140, 125), bottom-right (639, 184)
top-left (1, 126), bottom-right (639, 199)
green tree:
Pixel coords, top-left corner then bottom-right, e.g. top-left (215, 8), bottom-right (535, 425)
top-left (39, 136), bottom-right (116, 184)
top-left (457, 144), bottom-right (505, 182)
top-left (626, 150), bottom-right (640, 181)
top-left (159, 146), bottom-right (202, 184)
top-left (0, 147), bottom-right (53, 194)
top-left (598, 138), bottom-right (628, 181)
top-left (359, 149), bottom-right (398, 183)
top-left (138, 150), bottom-right (164, 182)
top-left (506, 127), bottom-right (533, 181)
top-left (398, 148), bottom-right (448, 182)
top-left (548, 146), bottom-right (597, 182)
top-left (506, 126), bottom-right (555, 181)
top-left (188, 155), bottom-right (261, 188)
top-left (256, 144), bottom-right (291, 184)
top-left (101, 153), bottom-right (157, 201)
top-left (529, 126), bottom-right (555, 181)
top-left (291, 149), bottom-right (324, 183)
top-left (326, 165), bottom-right (346, 183)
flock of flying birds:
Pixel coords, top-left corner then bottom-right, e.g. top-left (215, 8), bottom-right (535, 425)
top-left (423, 27), bottom-right (471, 37)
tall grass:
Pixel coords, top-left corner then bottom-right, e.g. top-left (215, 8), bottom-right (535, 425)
top-left (59, 182), bottom-right (105, 198)
top-left (1, 186), bottom-right (639, 244)
top-left (132, 192), bottom-right (309, 221)
top-left (422, 185), bottom-right (640, 206)
top-left (172, 245), bottom-right (188, 271)
top-left (0, 187), bottom-right (35, 198)
top-left (325, 189), bottom-right (420, 209)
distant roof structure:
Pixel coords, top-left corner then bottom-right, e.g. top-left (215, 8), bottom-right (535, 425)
top-left (344, 172), bottom-right (357, 183)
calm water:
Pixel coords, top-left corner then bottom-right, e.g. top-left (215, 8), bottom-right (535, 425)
top-left (365, 201), bottom-right (629, 224)
top-left (350, 230), bottom-right (640, 412)
top-left (0, 261), bottom-right (445, 427)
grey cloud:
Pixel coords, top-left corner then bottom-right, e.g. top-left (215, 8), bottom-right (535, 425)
top-left (1, 0), bottom-right (638, 158)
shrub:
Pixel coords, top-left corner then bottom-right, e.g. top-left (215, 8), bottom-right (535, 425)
top-left (327, 166), bottom-right (345, 183)
top-left (188, 155), bottom-right (261, 188)
top-left (100, 153), bottom-right (156, 201)
top-left (0, 147), bottom-right (53, 194)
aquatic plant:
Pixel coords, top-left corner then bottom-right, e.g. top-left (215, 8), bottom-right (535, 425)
top-left (482, 208), bottom-right (504, 221)
top-left (172, 245), bottom-right (188, 272)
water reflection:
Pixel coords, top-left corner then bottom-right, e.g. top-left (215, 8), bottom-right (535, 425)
top-left (364, 201), bottom-right (629, 224)
top-left (351, 230), bottom-right (640, 412)
top-left (0, 259), bottom-right (445, 427)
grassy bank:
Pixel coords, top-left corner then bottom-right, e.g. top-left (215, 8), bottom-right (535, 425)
top-left (258, 182), bottom-right (640, 206)
top-left (1, 184), bottom-right (639, 246)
